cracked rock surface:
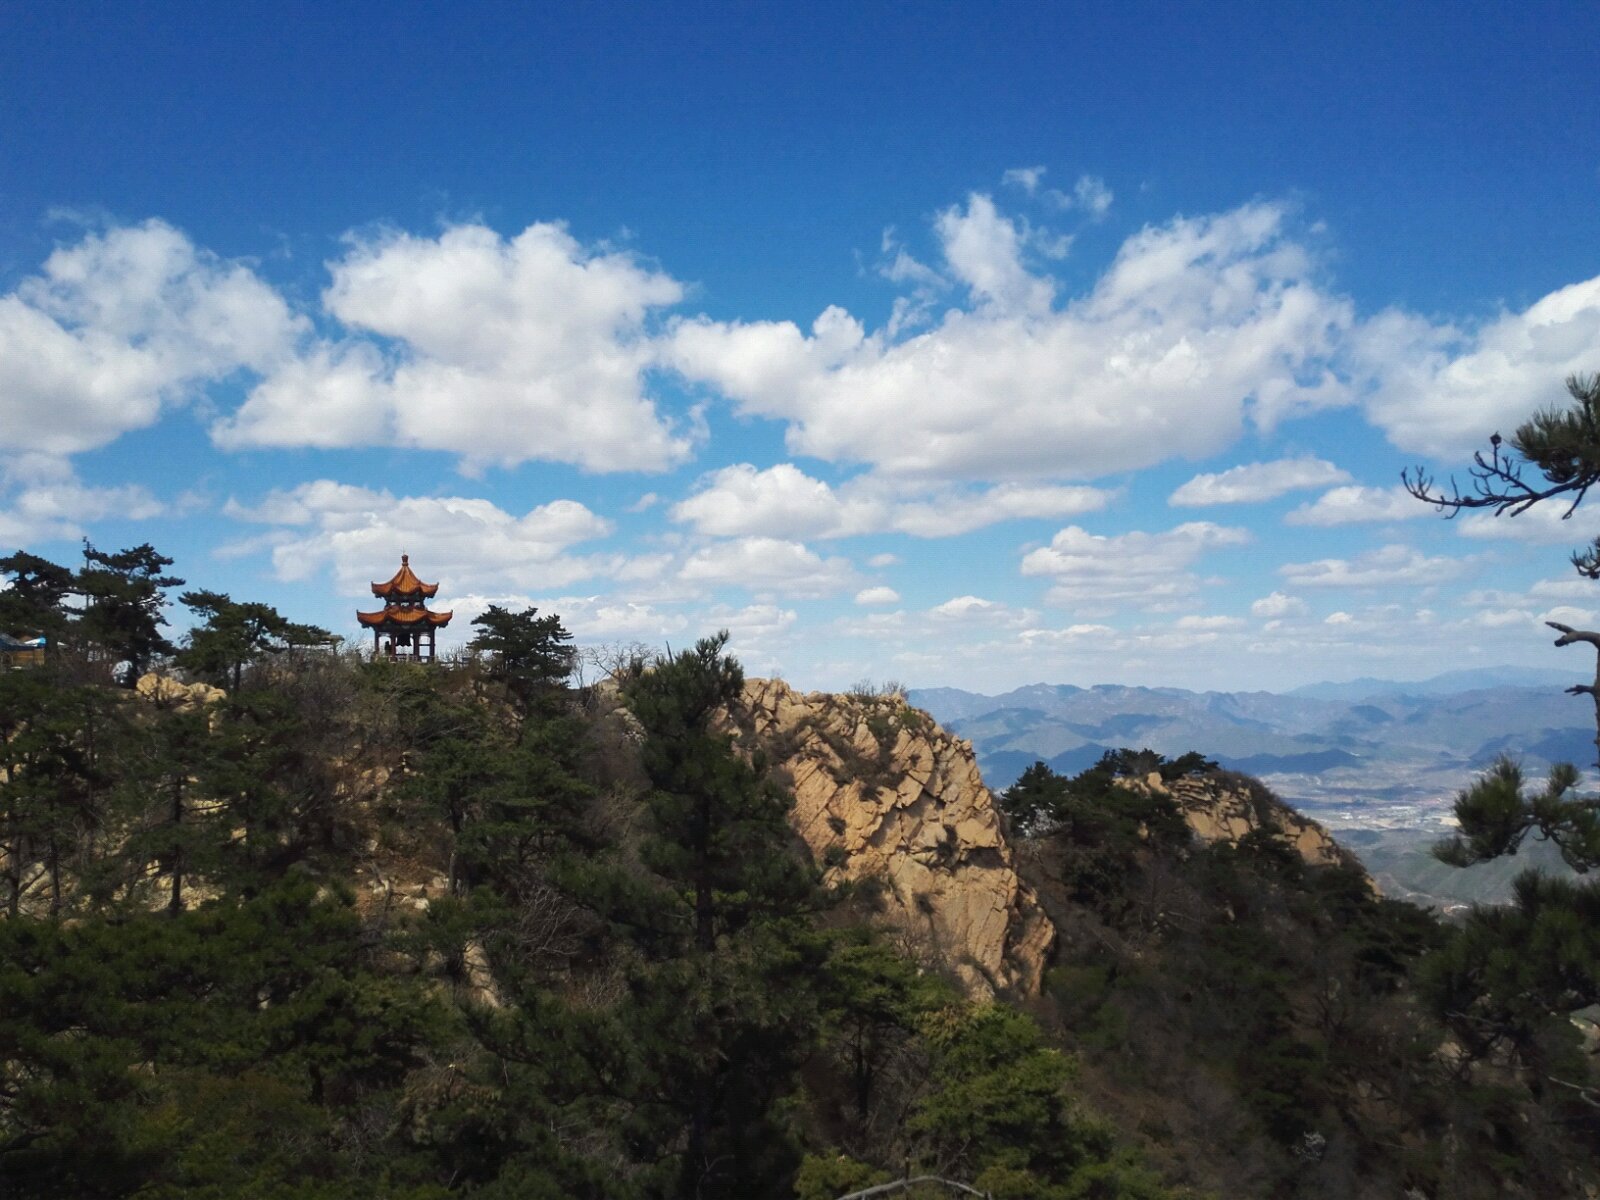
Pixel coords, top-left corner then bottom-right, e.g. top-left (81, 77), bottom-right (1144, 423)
top-left (727, 679), bottom-right (1055, 998)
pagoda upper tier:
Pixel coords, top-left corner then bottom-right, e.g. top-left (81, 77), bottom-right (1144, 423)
top-left (369, 554), bottom-right (440, 601)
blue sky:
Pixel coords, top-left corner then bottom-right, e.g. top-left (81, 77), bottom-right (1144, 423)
top-left (3, 2), bottom-right (1599, 692)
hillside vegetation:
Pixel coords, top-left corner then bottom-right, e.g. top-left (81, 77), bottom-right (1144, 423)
top-left (0, 551), bottom-right (1597, 1198)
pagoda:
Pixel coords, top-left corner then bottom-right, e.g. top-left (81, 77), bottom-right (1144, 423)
top-left (357, 554), bottom-right (453, 662)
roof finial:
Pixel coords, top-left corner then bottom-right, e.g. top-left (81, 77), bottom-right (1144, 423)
top-left (401, 552), bottom-right (409, 566)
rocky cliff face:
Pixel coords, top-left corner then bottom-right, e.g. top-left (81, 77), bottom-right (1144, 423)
top-left (727, 680), bottom-right (1055, 999)
top-left (1118, 768), bottom-right (1363, 874)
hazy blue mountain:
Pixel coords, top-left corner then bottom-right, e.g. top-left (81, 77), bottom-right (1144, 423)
top-left (910, 678), bottom-right (1596, 830)
top-left (1287, 666), bottom-right (1587, 702)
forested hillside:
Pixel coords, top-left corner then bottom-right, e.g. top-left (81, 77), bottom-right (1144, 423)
top-left (1, 547), bottom-right (1597, 1198)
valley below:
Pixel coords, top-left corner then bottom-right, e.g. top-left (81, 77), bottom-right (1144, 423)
top-left (911, 667), bottom-right (1597, 909)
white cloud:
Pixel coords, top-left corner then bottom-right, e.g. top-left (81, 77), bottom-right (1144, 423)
top-left (1355, 276), bottom-right (1600, 458)
top-left (1284, 484), bottom-right (1430, 526)
top-left (1070, 175), bottom-right (1114, 218)
top-left (1251, 591), bottom-right (1309, 619)
top-left (1324, 611), bottom-right (1354, 625)
top-left (672, 463), bottom-right (848, 540)
top-left (855, 586), bottom-right (901, 605)
top-left (0, 455), bottom-right (168, 544)
top-left (677, 536), bottom-right (856, 598)
top-left (1019, 623), bottom-right (1116, 645)
top-left (930, 595), bottom-right (1000, 619)
top-left (1471, 608), bottom-right (1534, 628)
top-left (1279, 544), bottom-right (1471, 588)
top-left (1001, 166), bottom-right (1046, 195)
top-left (669, 462), bottom-right (1111, 539)
top-left (1539, 605), bottom-right (1600, 628)
top-left (712, 602), bottom-right (798, 639)
top-left (1020, 521), bottom-right (1251, 608)
top-left (891, 482), bottom-right (1112, 536)
top-left (214, 222), bottom-right (691, 472)
top-left (226, 480), bottom-right (617, 595)
top-left (0, 220), bottom-right (304, 456)
top-left (667, 201), bottom-right (1352, 482)
top-left (1529, 577), bottom-right (1599, 600)
top-left (525, 595), bottom-right (690, 642)
top-left (1170, 456), bottom-right (1351, 506)
top-left (1457, 502), bottom-right (1600, 545)
top-left (934, 194), bottom-right (1055, 316)
top-left (1174, 614), bottom-right (1245, 630)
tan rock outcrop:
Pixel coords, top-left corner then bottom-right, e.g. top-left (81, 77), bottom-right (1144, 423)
top-left (1120, 769), bottom-right (1364, 876)
top-left (135, 672), bottom-right (226, 709)
top-left (728, 679), bottom-right (1055, 998)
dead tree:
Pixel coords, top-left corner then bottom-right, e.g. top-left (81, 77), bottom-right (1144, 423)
top-left (1549, 621), bottom-right (1600, 769)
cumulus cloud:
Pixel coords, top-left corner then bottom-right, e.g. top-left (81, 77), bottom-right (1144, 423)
top-left (1457, 502), bottom-right (1600, 545)
top-left (1020, 521), bottom-right (1251, 608)
top-left (0, 220), bottom-right (304, 457)
top-left (1170, 456), bottom-right (1350, 506)
top-left (1001, 166), bottom-right (1046, 194)
top-left (1470, 607), bottom-right (1534, 628)
top-left (1355, 277), bottom-right (1600, 458)
top-left (1279, 544), bottom-right (1471, 588)
top-left (516, 595), bottom-right (690, 643)
top-left (666, 201), bottom-right (1352, 481)
top-left (1019, 623), bottom-right (1116, 645)
top-left (855, 586), bottom-right (901, 605)
top-left (1174, 614), bottom-right (1245, 630)
top-left (934, 194), bottom-right (1056, 315)
top-left (0, 456), bottom-right (168, 544)
top-left (1066, 175), bottom-right (1114, 218)
top-left (930, 595), bottom-right (1002, 619)
top-left (1529, 577), bottom-right (1599, 600)
top-left (1539, 604), bottom-right (1600, 628)
top-left (1284, 484), bottom-right (1430, 526)
top-left (225, 479), bottom-right (617, 595)
top-left (677, 537), bottom-right (857, 598)
top-left (1251, 591), bottom-right (1309, 619)
top-left (669, 462), bottom-right (1111, 540)
top-left (214, 222), bottom-right (691, 472)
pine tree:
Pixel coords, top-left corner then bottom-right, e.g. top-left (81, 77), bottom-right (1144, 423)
top-left (75, 543), bottom-right (184, 686)
top-left (616, 633), bottom-right (823, 1198)
top-left (1407, 375), bottom-right (1600, 1114)
top-left (0, 551), bottom-right (75, 645)
top-left (177, 589), bottom-right (333, 692)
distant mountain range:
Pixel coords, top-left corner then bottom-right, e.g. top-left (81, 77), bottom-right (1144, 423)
top-left (908, 667), bottom-right (1597, 908)
top-left (1285, 666), bottom-right (1590, 702)
top-left (909, 667), bottom-right (1595, 819)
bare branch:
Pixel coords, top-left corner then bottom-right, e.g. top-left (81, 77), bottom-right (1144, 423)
top-left (1402, 429), bottom-right (1596, 519)
top-left (836, 1177), bottom-right (992, 1200)
top-left (1547, 622), bottom-right (1600, 650)
top-left (1546, 1076), bottom-right (1600, 1110)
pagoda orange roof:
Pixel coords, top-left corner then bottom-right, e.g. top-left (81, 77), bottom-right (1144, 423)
top-left (371, 554), bottom-right (439, 599)
top-left (356, 605), bottom-right (454, 628)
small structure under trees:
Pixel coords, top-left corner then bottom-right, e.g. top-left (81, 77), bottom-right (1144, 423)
top-left (0, 632), bottom-right (45, 670)
top-left (356, 554), bottom-right (453, 663)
